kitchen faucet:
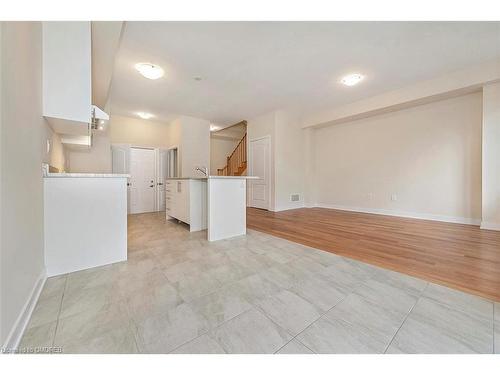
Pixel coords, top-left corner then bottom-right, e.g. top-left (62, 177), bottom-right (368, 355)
top-left (195, 166), bottom-right (208, 176)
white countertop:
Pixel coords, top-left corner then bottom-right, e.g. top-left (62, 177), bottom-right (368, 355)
top-left (44, 173), bottom-right (130, 178)
top-left (166, 176), bottom-right (259, 180)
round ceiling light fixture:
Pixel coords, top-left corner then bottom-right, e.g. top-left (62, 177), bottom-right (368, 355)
top-left (341, 73), bottom-right (364, 86)
top-left (135, 63), bottom-right (164, 80)
top-left (137, 112), bottom-right (155, 120)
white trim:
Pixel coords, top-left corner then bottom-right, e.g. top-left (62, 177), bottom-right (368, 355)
top-left (248, 135), bottom-right (271, 143)
top-left (274, 202), bottom-right (305, 212)
top-left (2, 271), bottom-right (46, 352)
top-left (480, 221), bottom-right (500, 231)
top-left (248, 135), bottom-right (272, 211)
top-left (315, 203), bottom-right (481, 226)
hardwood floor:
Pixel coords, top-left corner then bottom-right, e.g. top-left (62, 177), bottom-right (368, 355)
top-left (247, 207), bottom-right (500, 301)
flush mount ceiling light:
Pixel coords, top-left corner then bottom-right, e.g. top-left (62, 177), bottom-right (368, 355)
top-left (137, 112), bottom-right (154, 120)
top-left (135, 63), bottom-right (164, 80)
top-left (341, 73), bottom-right (364, 86)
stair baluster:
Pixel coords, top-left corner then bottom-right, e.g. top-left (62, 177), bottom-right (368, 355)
top-left (217, 133), bottom-right (247, 176)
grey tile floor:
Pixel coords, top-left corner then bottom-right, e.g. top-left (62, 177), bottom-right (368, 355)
top-left (19, 213), bottom-right (499, 354)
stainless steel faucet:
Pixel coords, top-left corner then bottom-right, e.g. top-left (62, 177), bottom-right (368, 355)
top-left (195, 166), bottom-right (208, 176)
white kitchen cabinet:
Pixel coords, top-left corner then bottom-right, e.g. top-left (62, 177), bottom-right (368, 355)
top-left (166, 179), bottom-right (207, 232)
top-left (42, 22), bottom-right (108, 139)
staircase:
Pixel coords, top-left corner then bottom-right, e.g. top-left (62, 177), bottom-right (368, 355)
top-left (217, 133), bottom-right (247, 176)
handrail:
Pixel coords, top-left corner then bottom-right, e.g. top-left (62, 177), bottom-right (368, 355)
top-left (217, 133), bottom-right (246, 176)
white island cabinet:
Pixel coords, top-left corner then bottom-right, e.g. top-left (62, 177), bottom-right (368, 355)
top-left (44, 173), bottom-right (129, 276)
top-left (166, 176), bottom-right (258, 241)
top-left (165, 178), bottom-right (207, 232)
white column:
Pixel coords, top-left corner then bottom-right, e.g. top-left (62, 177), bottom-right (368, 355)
top-left (481, 82), bottom-right (500, 231)
top-left (303, 127), bottom-right (316, 207)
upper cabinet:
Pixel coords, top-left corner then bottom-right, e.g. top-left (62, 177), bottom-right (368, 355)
top-left (42, 22), bottom-right (109, 140)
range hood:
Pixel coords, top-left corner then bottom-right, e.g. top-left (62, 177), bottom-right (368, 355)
top-left (56, 105), bottom-right (109, 149)
top-left (91, 105), bottom-right (109, 129)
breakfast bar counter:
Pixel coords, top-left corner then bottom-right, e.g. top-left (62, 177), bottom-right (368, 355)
top-left (165, 176), bottom-right (258, 241)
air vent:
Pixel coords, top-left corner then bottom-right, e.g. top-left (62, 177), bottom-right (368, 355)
top-left (291, 194), bottom-right (300, 202)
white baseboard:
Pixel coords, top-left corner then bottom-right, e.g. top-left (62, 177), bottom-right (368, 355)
top-left (274, 202), bottom-right (305, 212)
top-left (315, 203), bottom-right (481, 226)
top-left (480, 221), bottom-right (500, 231)
top-left (2, 271), bottom-right (46, 353)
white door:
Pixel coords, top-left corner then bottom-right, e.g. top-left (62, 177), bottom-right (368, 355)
top-left (157, 149), bottom-right (168, 211)
top-left (248, 136), bottom-right (270, 210)
top-left (111, 144), bottom-right (131, 212)
top-left (130, 148), bottom-right (156, 214)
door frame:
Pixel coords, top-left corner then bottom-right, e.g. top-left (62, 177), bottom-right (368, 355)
top-left (247, 135), bottom-right (272, 210)
top-left (113, 144), bottom-right (176, 213)
top-left (156, 147), bottom-right (170, 212)
top-left (166, 144), bottom-right (180, 178)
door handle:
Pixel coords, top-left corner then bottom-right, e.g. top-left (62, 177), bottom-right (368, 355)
top-left (149, 184), bottom-right (154, 188)
top-left (157, 182), bottom-right (163, 186)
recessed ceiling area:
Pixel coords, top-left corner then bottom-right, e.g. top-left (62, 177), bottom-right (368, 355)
top-left (108, 21), bottom-right (500, 125)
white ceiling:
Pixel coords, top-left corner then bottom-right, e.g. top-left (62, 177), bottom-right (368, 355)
top-left (108, 22), bottom-right (500, 126)
top-left (212, 122), bottom-right (247, 140)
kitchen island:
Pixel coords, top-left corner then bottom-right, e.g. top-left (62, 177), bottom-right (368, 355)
top-left (166, 176), bottom-right (258, 241)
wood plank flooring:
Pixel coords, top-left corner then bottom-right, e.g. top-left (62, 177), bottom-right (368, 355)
top-left (247, 207), bottom-right (500, 301)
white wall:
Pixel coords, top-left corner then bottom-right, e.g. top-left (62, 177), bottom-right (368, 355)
top-left (66, 132), bottom-right (112, 173)
top-left (312, 92), bottom-right (482, 223)
top-left (274, 110), bottom-right (305, 211)
top-left (65, 114), bottom-right (173, 173)
top-left (247, 110), bottom-right (306, 211)
top-left (109, 114), bottom-right (171, 147)
top-left (210, 136), bottom-right (239, 174)
top-left (1, 22), bottom-right (46, 348)
top-left (65, 114), bottom-right (210, 177)
top-left (179, 116), bottom-right (210, 177)
top-left (481, 82), bottom-right (500, 230)
top-left (168, 115), bottom-right (210, 178)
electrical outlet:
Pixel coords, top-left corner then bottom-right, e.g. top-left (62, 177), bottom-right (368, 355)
top-left (291, 194), bottom-right (300, 202)
top-left (367, 193), bottom-right (373, 200)
top-left (391, 194), bottom-right (398, 201)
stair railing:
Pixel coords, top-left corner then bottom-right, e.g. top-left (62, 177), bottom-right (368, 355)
top-left (217, 133), bottom-right (247, 176)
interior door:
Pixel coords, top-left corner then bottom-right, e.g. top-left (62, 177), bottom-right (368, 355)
top-left (130, 148), bottom-right (156, 214)
top-left (157, 149), bottom-right (168, 211)
top-left (111, 144), bottom-right (131, 212)
top-left (248, 137), bottom-right (270, 210)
